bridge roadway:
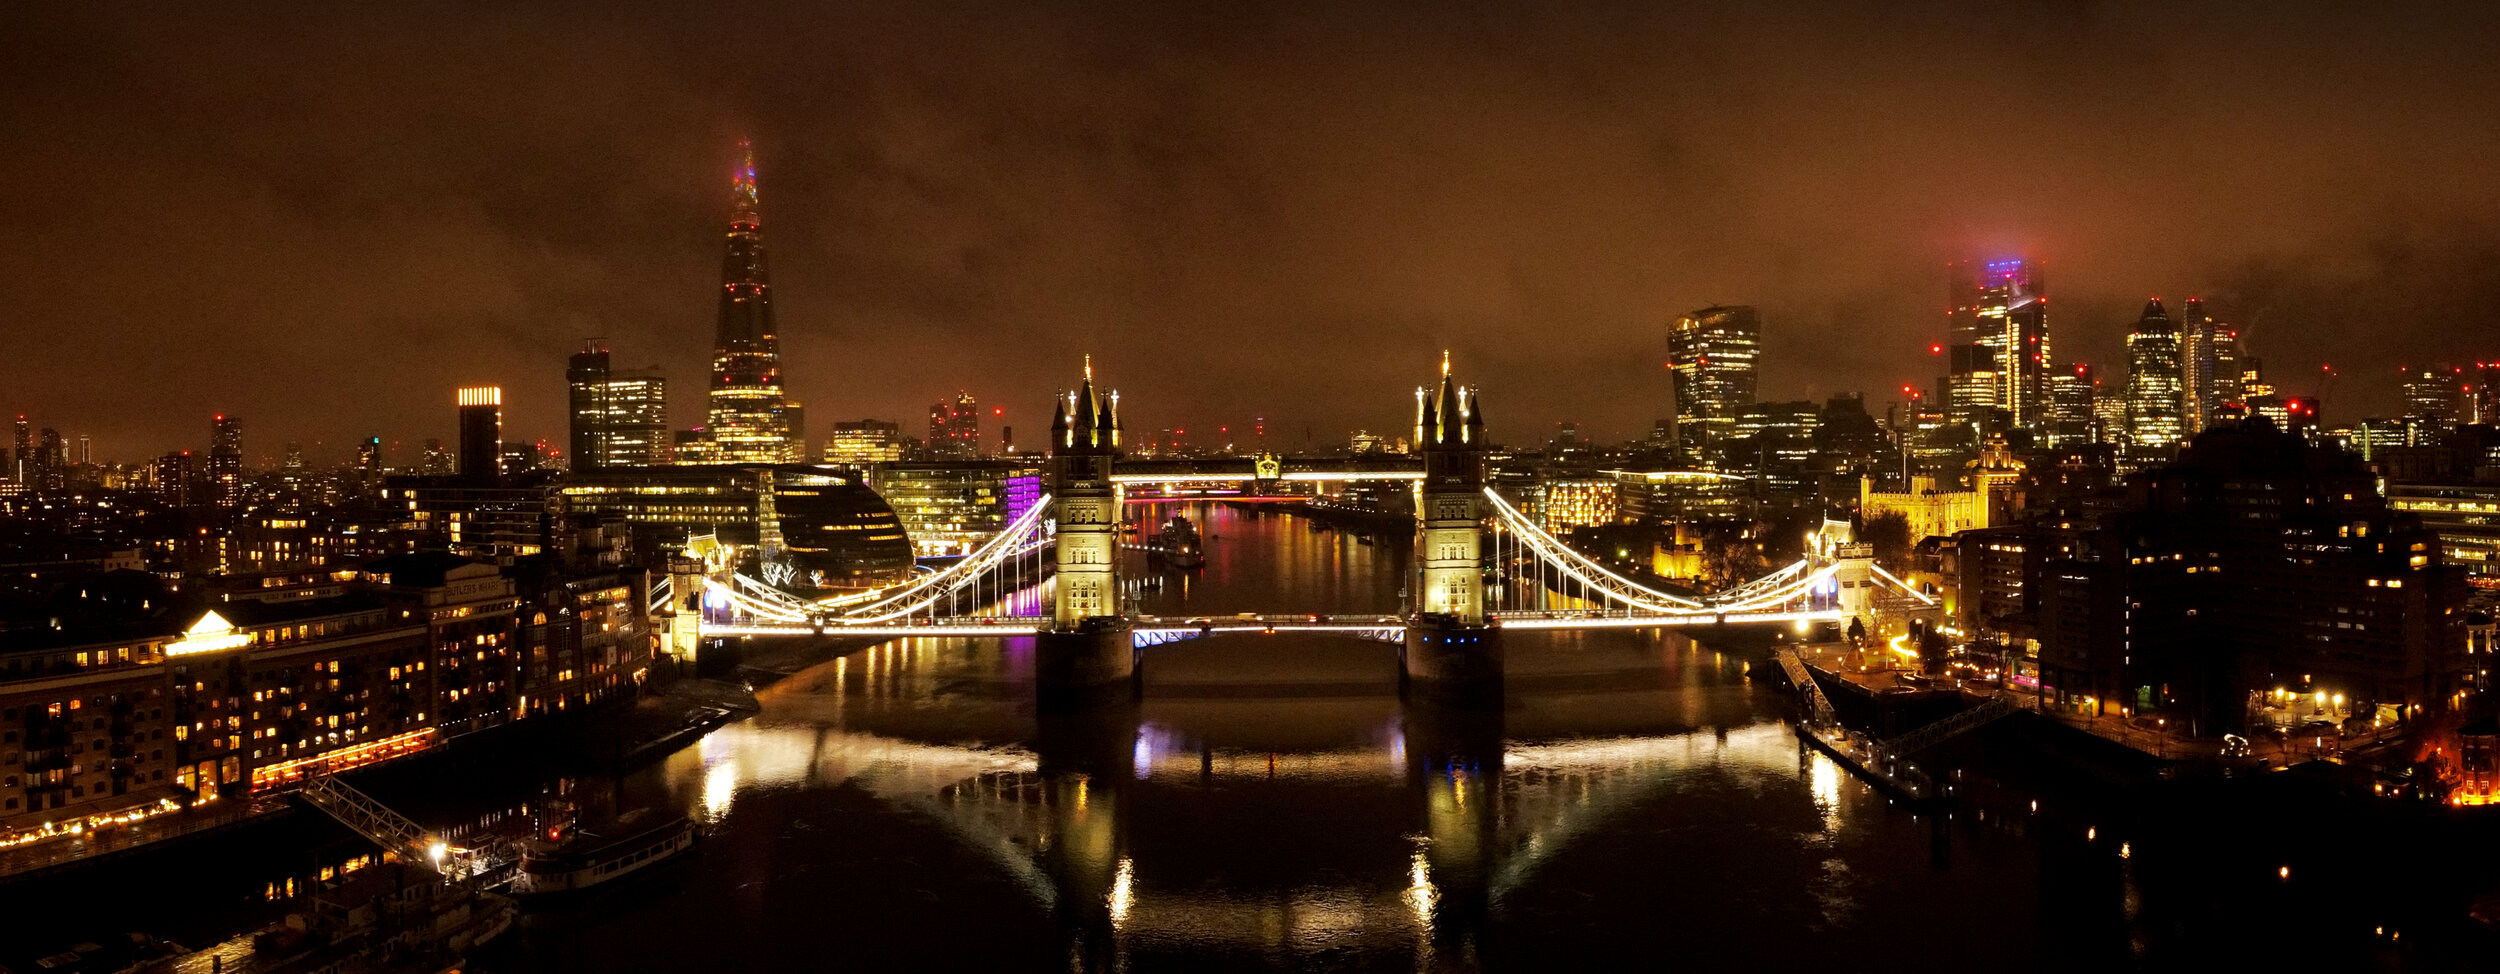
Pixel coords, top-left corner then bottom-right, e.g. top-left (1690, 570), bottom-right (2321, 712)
top-left (1109, 455), bottom-right (1424, 483)
top-left (705, 607), bottom-right (1847, 643)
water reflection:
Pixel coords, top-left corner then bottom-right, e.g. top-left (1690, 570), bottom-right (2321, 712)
top-left (643, 634), bottom-right (1921, 970)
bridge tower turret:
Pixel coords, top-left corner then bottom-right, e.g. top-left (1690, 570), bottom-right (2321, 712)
top-left (1404, 353), bottom-right (1502, 696)
top-left (1039, 359), bottom-right (1136, 697)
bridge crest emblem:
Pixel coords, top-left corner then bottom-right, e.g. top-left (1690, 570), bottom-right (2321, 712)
top-left (1254, 453), bottom-right (1282, 480)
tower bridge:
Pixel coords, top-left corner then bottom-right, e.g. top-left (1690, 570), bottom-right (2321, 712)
top-left (658, 355), bottom-right (1937, 696)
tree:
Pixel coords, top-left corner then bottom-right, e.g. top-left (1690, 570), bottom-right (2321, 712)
top-left (1860, 510), bottom-right (1912, 575)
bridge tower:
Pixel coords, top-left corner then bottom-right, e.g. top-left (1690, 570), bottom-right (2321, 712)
top-left (1404, 354), bottom-right (1502, 695)
top-left (1039, 359), bottom-right (1135, 695)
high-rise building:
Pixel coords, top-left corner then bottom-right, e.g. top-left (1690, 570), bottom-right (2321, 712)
top-left (2179, 298), bottom-right (2214, 435)
top-left (456, 387), bottom-right (503, 480)
top-left (927, 392), bottom-right (982, 459)
top-left (357, 436), bottom-right (382, 473)
top-left (2046, 363), bottom-right (2098, 447)
top-left (209, 414), bottom-right (243, 509)
top-left (155, 451), bottom-right (203, 508)
top-left (31, 429), bottom-right (65, 492)
top-left (2402, 365), bottom-right (2466, 424)
top-left (2474, 362), bottom-right (2499, 425)
top-left (11, 416), bottom-right (28, 484)
top-left (701, 141), bottom-right (803, 463)
top-left (2124, 299), bottom-right (2186, 459)
top-left (1667, 305), bottom-right (1760, 461)
top-left (1943, 259), bottom-right (2051, 434)
top-left (823, 420), bottom-right (908, 465)
top-left (568, 341), bottom-right (670, 469)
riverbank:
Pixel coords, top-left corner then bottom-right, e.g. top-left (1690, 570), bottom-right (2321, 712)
top-left (0, 676), bottom-right (753, 887)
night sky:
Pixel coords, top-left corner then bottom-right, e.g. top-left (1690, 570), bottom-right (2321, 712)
top-left (6, 1), bottom-right (2499, 463)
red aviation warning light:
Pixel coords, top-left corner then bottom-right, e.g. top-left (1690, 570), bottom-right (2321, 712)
top-left (1930, 343), bottom-right (1943, 355)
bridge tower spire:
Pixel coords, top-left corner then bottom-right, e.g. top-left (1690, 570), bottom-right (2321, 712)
top-left (1039, 359), bottom-right (1135, 699)
top-left (1405, 357), bottom-right (1501, 697)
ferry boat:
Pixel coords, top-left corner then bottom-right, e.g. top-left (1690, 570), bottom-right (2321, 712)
top-left (510, 808), bottom-right (701, 895)
top-left (1157, 515), bottom-right (1205, 568)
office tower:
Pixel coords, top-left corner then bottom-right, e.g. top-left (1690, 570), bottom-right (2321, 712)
top-left (2124, 299), bottom-right (2186, 457)
top-left (75, 434), bottom-right (90, 467)
top-left (1944, 259), bottom-right (2050, 434)
top-left (204, 414), bottom-right (243, 509)
top-left (927, 392), bottom-right (981, 459)
top-left (823, 420), bottom-right (908, 464)
top-left (2477, 363), bottom-right (2500, 425)
top-left (2210, 325), bottom-right (2243, 419)
top-left (2402, 366), bottom-right (2466, 424)
top-left (11, 416), bottom-right (27, 483)
top-left (456, 387), bottom-right (503, 480)
top-left (568, 341), bottom-right (671, 469)
top-left (2180, 297), bottom-right (2213, 435)
top-left (2047, 363), bottom-right (2098, 447)
top-left (357, 436), bottom-right (381, 473)
top-left (1667, 305), bottom-right (1761, 461)
top-left (704, 141), bottom-right (802, 463)
top-left (2180, 301), bottom-right (2248, 435)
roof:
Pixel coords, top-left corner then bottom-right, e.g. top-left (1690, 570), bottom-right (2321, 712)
top-left (361, 552), bottom-right (491, 588)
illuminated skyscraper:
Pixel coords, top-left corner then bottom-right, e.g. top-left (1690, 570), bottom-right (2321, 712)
top-left (209, 414), bottom-right (243, 509)
top-left (11, 416), bottom-right (27, 484)
top-left (2178, 299), bottom-right (2247, 435)
top-left (702, 141), bottom-right (803, 463)
top-left (2402, 365), bottom-right (2466, 424)
top-left (1667, 305), bottom-right (1760, 461)
top-left (2046, 362), bottom-right (2098, 447)
top-left (2180, 297), bottom-right (2213, 435)
top-left (569, 341), bottom-right (670, 468)
top-left (2124, 299), bottom-right (2186, 457)
top-left (456, 387), bottom-right (503, 480)
top-left (927, 392), bottom-right (982, 459)
top-left (2475, 362), bottom-right (2499, 425)
top-left (1944, 259), bottom-right (2051, 434)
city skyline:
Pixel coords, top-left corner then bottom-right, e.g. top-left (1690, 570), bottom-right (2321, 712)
top-left (7, 3), bottom-right (2500, 457)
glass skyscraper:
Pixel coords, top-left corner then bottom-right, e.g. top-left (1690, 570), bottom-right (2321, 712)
top-left (702, 141), bottom-right (804, 463)
top-left (1667, 305), bottom-right (1760, 462)
top-left (1943, 258), bottom-right (2051, 436)
top-left (2124, 299), bottom-right (2186, 458)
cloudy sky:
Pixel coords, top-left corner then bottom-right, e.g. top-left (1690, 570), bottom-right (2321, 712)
top-left (5, 1), bottom-right (2498, 463)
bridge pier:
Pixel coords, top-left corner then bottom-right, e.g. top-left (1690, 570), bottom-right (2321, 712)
top-left (1035, 620), bottom-right (1138, 707)
top-left (1401, 615), bottom-right (1504, 707)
